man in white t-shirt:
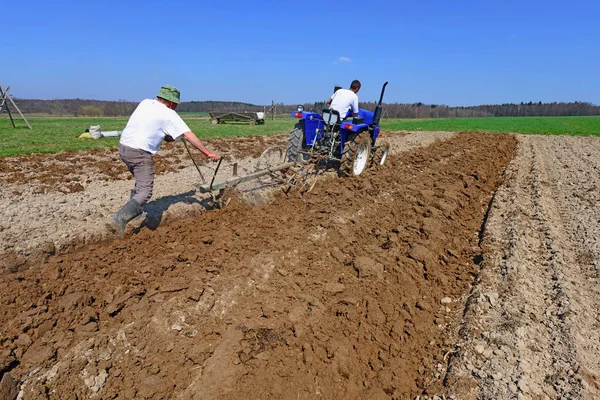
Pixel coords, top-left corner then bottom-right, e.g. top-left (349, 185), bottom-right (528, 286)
top-left (326, 80), bottom-right (361, 119)
top-left (107, 84), bottom-right (220, 235)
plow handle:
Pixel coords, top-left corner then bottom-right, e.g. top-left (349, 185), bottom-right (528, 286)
top-left (209, 158), bottom-right (223, 191)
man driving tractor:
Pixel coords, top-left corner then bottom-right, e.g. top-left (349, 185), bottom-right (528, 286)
top-left (326, 79), bottom-right (361, 119)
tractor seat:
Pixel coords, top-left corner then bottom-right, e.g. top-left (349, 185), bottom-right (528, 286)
top-left (322, 109), bottom-right (342, 131)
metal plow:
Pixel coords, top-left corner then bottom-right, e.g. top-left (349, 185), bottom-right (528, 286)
top-left (197, 146), bottom-right (320, 209)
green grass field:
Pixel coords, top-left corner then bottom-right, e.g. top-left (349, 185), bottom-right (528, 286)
top-left (383, 116), bottom-right (600, 136)
top-left (0, 116), bottom-right (291, 157)
top-left (1, 115), bottom-right (599, 157)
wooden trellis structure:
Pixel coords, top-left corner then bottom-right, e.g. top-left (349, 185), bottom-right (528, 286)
top-left (0, 85), bottom-right (32, 129)
top-left (264, 100), bottom-right (282, 121)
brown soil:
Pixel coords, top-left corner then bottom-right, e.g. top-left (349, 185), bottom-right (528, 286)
top-left (2, 131), bottom-right (598, 399)
top-left (445, 134), bottom-right (600, 399)
top-left (0, 135), bottom-right (288, 194)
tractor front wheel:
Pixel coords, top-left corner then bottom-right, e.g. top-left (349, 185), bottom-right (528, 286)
top-left (370, 141), bottom-right (390, 167)
top-left (340, 131), bottom-right (371, 176)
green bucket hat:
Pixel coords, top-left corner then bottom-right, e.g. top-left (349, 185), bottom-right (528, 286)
top-left (157, 84), bottom-right (181, 104)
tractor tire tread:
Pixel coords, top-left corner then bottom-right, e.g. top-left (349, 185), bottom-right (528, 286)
top-left (340, 131), bottom-right (371, 177)
top-left (370, 141), bottom-right (390, 167)
top-left (286, 124), bottom-right (305, 163)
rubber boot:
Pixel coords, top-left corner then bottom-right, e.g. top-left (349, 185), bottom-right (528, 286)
top-left (106, 199), bottom-right (143, 236)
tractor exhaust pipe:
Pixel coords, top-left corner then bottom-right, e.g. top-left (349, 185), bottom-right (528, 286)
top-left (373, 81), bottom-right (388, 126)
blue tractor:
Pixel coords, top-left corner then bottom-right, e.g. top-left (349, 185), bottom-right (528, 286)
top-left (286, 81), bottom-right (389, 176)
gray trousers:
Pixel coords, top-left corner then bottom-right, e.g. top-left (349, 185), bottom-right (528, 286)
top-left (119, 144), bottom-right (154, 206)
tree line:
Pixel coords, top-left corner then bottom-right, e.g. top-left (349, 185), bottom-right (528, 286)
top-left (12, 99), bottom-right (138, 117)
top-left (10, 98), bottom-right (600, 118)
top-left (11, 98), bottom-right (266, 116)
top-left (289, 100), bottom-right (600, 118)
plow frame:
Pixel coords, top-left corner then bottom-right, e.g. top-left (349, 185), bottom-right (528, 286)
top-left (196, 146), bottom-right (320, 208)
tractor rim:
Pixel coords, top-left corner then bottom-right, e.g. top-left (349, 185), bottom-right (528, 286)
top-left (353, 140), bottom-right (369, 175)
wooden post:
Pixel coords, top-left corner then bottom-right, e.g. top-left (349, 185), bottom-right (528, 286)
top-left (0, 85), bottom-right (32, 129)
top-left (0, 86), bottom-right (15, 127)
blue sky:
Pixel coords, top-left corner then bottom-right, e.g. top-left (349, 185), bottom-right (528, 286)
top-left (2, 0), bottom-right (599, 106)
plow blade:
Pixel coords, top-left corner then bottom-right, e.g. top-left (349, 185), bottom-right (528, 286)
top-left (197, 161), bottom-right (296, 193)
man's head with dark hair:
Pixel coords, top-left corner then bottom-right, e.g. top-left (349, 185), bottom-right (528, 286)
top-left (350, 80), bottom-right (361, 93)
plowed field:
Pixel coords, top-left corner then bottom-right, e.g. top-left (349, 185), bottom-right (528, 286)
top-left (1, 131), bottom-right (599, 399)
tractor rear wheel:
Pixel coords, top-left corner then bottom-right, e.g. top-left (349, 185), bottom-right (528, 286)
top-left (340, 131), bottom-right (371, 176)
top-left (286, 124), bottom-right (305, 163)
top-left (370, 141), bottom-right (390, 167)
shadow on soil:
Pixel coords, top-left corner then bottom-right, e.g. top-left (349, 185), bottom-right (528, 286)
top-left (135, 190), bottom-right (213, 231)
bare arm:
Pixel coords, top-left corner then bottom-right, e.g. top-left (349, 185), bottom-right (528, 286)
top-left (183, 131), bottom-right (220, 160)
top-left (351, 96), bottom-right (359, 117)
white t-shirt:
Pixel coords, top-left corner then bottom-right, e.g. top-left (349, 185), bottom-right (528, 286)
top-left (329, 89), bottom-right (359, 118)
top-left (120, 99), bottom-right (191, 154)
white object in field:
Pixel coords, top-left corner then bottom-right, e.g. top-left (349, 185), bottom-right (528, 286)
top-left (101, 131), bottom-right (122, 137)
top-left (89, 125), bottom-right (103, 139)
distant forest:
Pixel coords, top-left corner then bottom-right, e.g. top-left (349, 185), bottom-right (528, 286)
top-left (9, 98), bottom-right (600, 118)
